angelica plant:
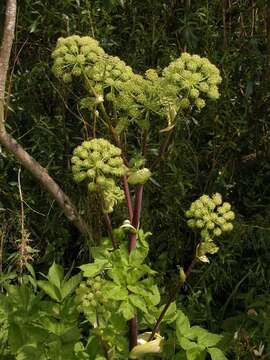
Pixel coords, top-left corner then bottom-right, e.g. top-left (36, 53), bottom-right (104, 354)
top-left (51, 35), bottom-right (232, 359)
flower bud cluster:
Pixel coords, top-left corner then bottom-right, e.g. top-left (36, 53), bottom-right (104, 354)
top-left (76, 276), bottom-right (107, 315)
top-left (128, 168), bottom-right (152, 185)
top-left (185, 193), bottom-right (235, 242)
top-left (162, 53), bottom-right (222, 111)
top-left (52, 35), bottom-right (105, 83)
top-left (52, 35), bottom-right (222, 132)
top-left (71, 138), bottom-right (126, 213)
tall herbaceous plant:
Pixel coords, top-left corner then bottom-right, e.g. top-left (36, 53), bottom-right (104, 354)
top-left (51, 35), bottom-right (234, 359)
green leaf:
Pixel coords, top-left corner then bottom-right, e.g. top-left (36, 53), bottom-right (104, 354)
top-left (126, 269), bottom-right (145, 285)
top-left (48, 262), bottom-right (64, 289)
top-left (118, 300), bottom-right (135, 320)
top-left (107, 267), bottom-right (125, 285)
top-left (37, 280), bottom-right (62, 302)
top-left (129, 294), bottom-right (148, 313)
top-left (9, 323), bottom-right (24, 352)
top-left (186, 347), bottom-right (206, 360)
top-left (115, 117), bottom-right (129, 134)
top-left (207, 348), bottom-right (228, 360)
top-left (173, 352), bottom-right (187, 360)
top-left (127, 284), bottom-right (160, 307)
top-left (61, 273), bottom-right (82, 300)
top-left (189, 327), bottom-right (222, 347)
top-left (160, 302), bottom-right (178, 324)
top-left (16, 344), bottom-right (45, 360)
top-left (129, 246), bottom-right (148, 266)
top-left (103, 283), bottom-right (128, 301)
top-left (80, 259), bottom-right (108, 278)
top-left (176, 310), bottom-right (190, 339)
top-left (179, 337), bottom-right (202, 351)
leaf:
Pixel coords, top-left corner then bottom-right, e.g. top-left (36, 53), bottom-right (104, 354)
top-left (17, 344), bottom-right (45, 360)
top-left (61, 273), bottom-right (82, 300)
top-left (193, 328), bottom-right (222, 347)
top-left (115, 117), bottom-right (129, 134)
top-left (129, 294), bottom-right (148, 313)
top-left (176, 310), bottom-right (190, 338)
top-left (126, 269), bottom-right (145, 285)
top-left (160, 302), bottom-right (178, 323)
top-left (179, 337), bottom-right (201, 351)
top-left (25, 263), bottom-right (36, 280)
top-left (48, 262), bottom-right (64, 289)
top-left (186, 347), bottom-right (206, 360)
top-left (103, 283), bottom-right (128, 301)
top-left (37, 280), bottom-right (62, 302)
top-left (79, 259), bottom-right (108, 278)
top-left (107, 267), bottom-right (125, 285)
top-left (207, 348), bottom-right (228, 360)
top-left (9, 323), bottom-right (24, 352)
top-left (129, 246), bottom-right (148, 267)
top-left (118, 300), bottom-right (135, 320)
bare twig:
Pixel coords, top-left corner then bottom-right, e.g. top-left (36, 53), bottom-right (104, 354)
top-left (0, 0), bottom-right (17, 130)
top-left (148, 258), bottom-right (198, 341)
top-left (0, 0), bottom-right (92, 241)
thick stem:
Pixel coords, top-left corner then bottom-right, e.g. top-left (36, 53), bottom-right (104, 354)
top-left (0, 0), bottom-right (93, 243)
top-left (148, 257), bottom-right (198, 341)
top-left (0, 0), bottom-right (17, 115)
top-left (128, 185), bottom-right (144, 351)
top-left (0, 130), bottom-right (92, 239)
top-left (129, 316), bottom-right (138, 351)
top-left (123, 175), bottom-right (133, 221)
top-left (129, 185), bottom-right (143, 252)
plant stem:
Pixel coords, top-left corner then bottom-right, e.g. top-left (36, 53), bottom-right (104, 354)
top-left (129, 316), bottom-right (138, 351)
top-left (148, 257), bottom-right (198, 341)
top-left (103, 212), bottom-right (117, 249)
top-left (151, 129), bottom-right (174, 170)
top-left (127, 185), bottom-right (144, 351)
top-left (129, 184), bottom-right (143, 252)
top-left (123, 175), bottom-right (133, 221)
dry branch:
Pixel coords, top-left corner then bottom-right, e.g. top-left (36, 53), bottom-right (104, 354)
top-left (0, 0), bottom-right (92, 241)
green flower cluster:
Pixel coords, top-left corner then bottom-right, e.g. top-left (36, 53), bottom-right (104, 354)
top-left (52, 35), bottom-right (222, 132)
top-left (128, 168), bottom-right (152, 185)
top-left (186, 193), bottom-right (235, 241)
top-left (162, 53), bottom-right (222, 110)
top-left (52, 35), bottom-right (105, 83)
top-left (76, 276), bottom-right (107, 315)
top-left (71, 138), bottom-right (126, 213)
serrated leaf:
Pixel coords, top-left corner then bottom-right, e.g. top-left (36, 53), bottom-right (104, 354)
top-left (118, 300), bottom-right (135, 320)
top-left (48, 263), bottom-right (64, 289)
top-left (61, 273), bottom-right (82, 299)
top-left (37, 280), bottom-right (62, 302)
top-left (103, 283), bottom-right (128, 301)
top-left (129, 246), bottom-right (148, 266)
top-left (17, 344), bottom-right (45, 360)
top-left (179, 337), bottom-right (200, 351)
top-left (176, 310), bottom-right (191, 339)
top-left (186, 347), bottom-right (206, 360)
top-left (127, 284), bottom-right (160, 307)
top-left (80, 259), bottom-right (108, 278)
top-left (129, 294), bottom-right (148, 313)
top-left (207, 347), bottom-right (228, 360)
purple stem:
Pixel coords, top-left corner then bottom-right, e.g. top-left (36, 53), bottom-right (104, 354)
top-left (123, 175), bottom-right (133, 222)
top-left (129, 184), bottom-right (143, 252)
top-left (128, 185), bottom-right (144, 350)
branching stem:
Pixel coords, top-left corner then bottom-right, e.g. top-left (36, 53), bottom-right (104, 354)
top-left (148, 257), bottom-right (198, 341)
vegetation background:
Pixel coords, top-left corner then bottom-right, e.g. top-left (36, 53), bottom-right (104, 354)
top-left (0, 0), bottom-right (270, 356)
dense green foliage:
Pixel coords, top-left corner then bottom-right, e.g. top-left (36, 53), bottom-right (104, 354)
top-left (0, 0), bottom-right (270, 358)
